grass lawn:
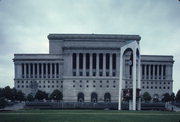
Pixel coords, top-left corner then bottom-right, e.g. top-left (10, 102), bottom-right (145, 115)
top-left (0, 109), bottom-right (180, 122)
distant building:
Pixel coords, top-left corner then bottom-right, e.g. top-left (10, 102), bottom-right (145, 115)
top-left (13, 34), bottom-right (174, 103)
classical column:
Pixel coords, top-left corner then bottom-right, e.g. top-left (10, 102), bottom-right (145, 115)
top-left (54, 63), bottom-right (57, 78)
top-left (41, 63), bottom-right (44, 78)
top-left (103, 53), bottom-right (106, 76)
top-left (37, 63), bottom-right (39, 78)
top-left (110, 54), bottom-right (113, 76)
top-left (76, 53), bottom-right (79, 76)
top-left (28, 63), bottom-right (31, 78)
top-left (161, 65), bottom-right (163, 80)
top-left (50, 63), bottom-right (53, 78)
top-left (144, 65), bottom-right (147, 80)
top-left (83, 53), bottom-right (86, 76)
top-left (157, 65), bottom-right (159, 80)
top-left (90, 53), bottom-right (93, 76)
top-left (24, 63), bottom-right (26, 78)
top-left (46, 63), bottom-right (48, 79)
top-left (153, 65), bottom-right (155, 80)
top-left (96, 53), bottom-right (99, 76)
top-left (148, 65), bottom-right (151, 79)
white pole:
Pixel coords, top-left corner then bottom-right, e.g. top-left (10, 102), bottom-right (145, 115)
top-left (132, 47), bottom-right (137, 110)
top-left (118, 49), bottom-right (123, 110)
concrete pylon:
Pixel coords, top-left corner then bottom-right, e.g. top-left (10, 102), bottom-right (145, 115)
top-left (118, 41), bottom-right (141, 111)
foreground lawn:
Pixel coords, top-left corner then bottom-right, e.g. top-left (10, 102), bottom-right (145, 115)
top-left (0, 110), bottom-right (180, 122)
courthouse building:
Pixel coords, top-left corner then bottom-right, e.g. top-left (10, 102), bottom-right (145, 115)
top-left (13, 34), bottom-right (174, 103)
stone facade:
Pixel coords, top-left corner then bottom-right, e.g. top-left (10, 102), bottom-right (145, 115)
top-left (13, 34), bottom-right (174, 102)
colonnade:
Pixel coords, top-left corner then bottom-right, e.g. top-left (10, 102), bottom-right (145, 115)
top-left (72, 53), bottom-right (117, 77)
top-left (16, 63), bottom-right (61, 79)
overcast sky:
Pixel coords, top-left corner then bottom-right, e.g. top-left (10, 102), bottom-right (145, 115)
top-left (0, 0), bottom-right (180, 93)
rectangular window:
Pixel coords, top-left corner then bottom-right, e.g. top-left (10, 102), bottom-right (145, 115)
top-left (112, 54), bottom-right (116, 69)
top-left (93, 53), bottom-right (96, 69)
top-left (72, 53), bottom-right (76, 69)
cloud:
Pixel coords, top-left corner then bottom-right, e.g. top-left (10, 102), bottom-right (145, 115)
top-left (0, 0), bottom-right (180, 93)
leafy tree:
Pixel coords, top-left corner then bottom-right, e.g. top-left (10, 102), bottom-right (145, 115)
top-left (16, 91), bottom-right (25, 101)
top-left (0, 97), bottom-right (7, 107)
top-left (27, 94), bottom-right (34, 101)
top-left (50, 89), bottom-right (63, 101)
top-left (4, 86), bottom-right (13, 100)
top-left (175, 89), bottom-right (180, 102)
top-left (170, 92), bottom-right (175, 102)
top-left (142, 92), bottom-right (152, 102)
top-left (35, 90), bottom-right (48, 100)
top-left (162, 93), bottom-right (171, 102)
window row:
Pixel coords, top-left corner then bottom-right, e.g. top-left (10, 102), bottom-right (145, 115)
top-left (73, 85), bottom-right (116, 88)
top-left (17, 85), bottom-right (63, 89)
top-left (17, 80), bottom-right (63, 84)
top-left (73, 80), bottom-right (116, 83)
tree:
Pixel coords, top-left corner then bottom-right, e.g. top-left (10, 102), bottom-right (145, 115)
top-left (170, 92), bottom-right (175, 102)
top-left (142, 92), bottom-right (152, 102)
top-left (4, 86), bottom-right (13, 100)
top-left (35, 90), bottom-right (48, 100)
top-left (0, 97), bottom-right (7, 107)
top-left (175, 89), bottom-right (180, 102)
top-left (27, 94), bottom-right (34, 101)
top-left (50, 89), bottom-right (63, 101)
top-left (162, 93), bottom-right (171, 102)
top-left (15, 91), bottom-right (25, 101)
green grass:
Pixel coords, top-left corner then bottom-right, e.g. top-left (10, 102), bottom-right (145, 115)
top-left (0, 109), bottom-right (180, 122)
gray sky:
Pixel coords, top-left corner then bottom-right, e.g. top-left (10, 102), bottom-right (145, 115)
top-left (0, 0), bottom-right (180, 93)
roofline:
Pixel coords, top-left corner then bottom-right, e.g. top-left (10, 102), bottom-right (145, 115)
top-left (47, 33), bottom-right (141, 41)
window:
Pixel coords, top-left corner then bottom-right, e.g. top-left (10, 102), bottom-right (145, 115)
top-left (61, 81), bottom-right (63, 83)
top-left (73, 80), bottom-right (75, 83)
top-left (168, 87), bottom-right (170, 89)
top-left (113, 81), bottom-right (116, 83)
top-left (107, 85), bottom-right (109, 88)
top-left (93, 85), bottom-right (96, 88)
top-left (52, 81), bottom-right (54, 83)
top-left (147, 86), bottom-right (149, 89)
top-left (163, 87), bottom-right (166, 89)
top-left (43, 85), bottom-right (46, 88)
top-left (87, 80), bottom-right (89, 83)
top-left (159, 87), bottom-right (161, 89)
top-left (56, 81), bottom-right (59, 83)
top-left (80, 80), bottom-right (82, 83)
top-left (80, 85), bottom-right (82, 87)
top-left (107, 80), bottom-right (109, 83)
top-left (151, 86), bottom-right (153, 89)
top-left (22, 85), bottom-right (24, 88)
top-left (48, 81), bottom-right (50, 83)
top-left (26, 85), bottom-right (28, 88)
top-left (56, 85), bottom-right (58, 88)
top-left (100, 85), bottom-right (102, 88)
top-left (48, 85), bottom-right (50, 88)
top-left (100, 81), bottom-right (102, 83)
top-left (26, 81), bottom-right (28, 83)
top-left (73, 85), bottom-right (75, 87)
top-left (86, 85), bottom-right (89, 88)
top-left (113, 85), bottom-right (116, 88)
top-left (93, 80), bottom-right (96, 83)
top-left (61, 85), bottom-right (63, 88)
top-left (17, 81), bottom-right (20, 83)
top-left (52, 85), bottom-right (54, 88)
top-left (22, 81), bottom-right (24, 83)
